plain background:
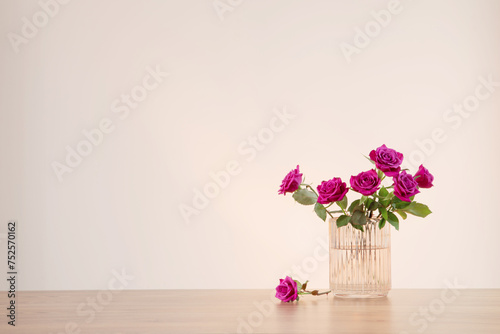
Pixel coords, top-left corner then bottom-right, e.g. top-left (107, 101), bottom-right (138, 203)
top-left (0, 0), bottom-right (499, 291)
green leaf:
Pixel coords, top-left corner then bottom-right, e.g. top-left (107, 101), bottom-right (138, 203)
top-left (364, 197), bottom-right (373, 207)
top-left (368, 200), bottom-right (379, 211)
top-left (336, 215), bottom-right (351, 228)
top-left (351, 223), bottom-right (364, 232)
top-left (396, 210), bottom-right (407, 220)
top-left (377, 169), bottom-right (385, 180)
top-left (351, 210), bottom-right (367, 226)
top-left (348, 199), bottom-right (360, 214)
top-left (387, 212), bottom-right (399, 231)
top-left (379, 186), bottom-right (389, 198)
top-left (380, 198), bottom-right (390, 207)
top-left (394, 201), bottom-right (411, 210)
top-left (292, 189), bottom-right (318, 206)
top-left (359, 196), bottom-right (368, 205)
top-left (353, 205), bottom-right (364, 213)
top-left (336, 196), bottom-right (348, 210)
top-left (364, 197), bottom-right (373, 209)
top-left (364, 154), bottom-right (375, 165)
top-left (402, 202), bottom-right (432, 218)
top-left (314, 203), bottom-right (327, 221)
top-left (378, 218), bottom-right (386, 229)
top-left (379, 207), bottom-right (388, 220)
top-left (294, 280), bottom-right (302, 291)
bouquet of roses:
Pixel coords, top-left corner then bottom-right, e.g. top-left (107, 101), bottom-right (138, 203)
top-left (278, 145), bottom-right (434, 231)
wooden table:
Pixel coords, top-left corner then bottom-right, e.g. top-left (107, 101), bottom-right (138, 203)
top-left (1, 289), bottom-right (499, 333)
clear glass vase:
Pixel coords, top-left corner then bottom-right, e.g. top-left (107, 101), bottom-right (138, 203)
top-left (329, 217), bottom-right (391, 298)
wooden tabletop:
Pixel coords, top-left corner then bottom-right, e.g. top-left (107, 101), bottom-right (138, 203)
top-left (1, 289), bottom-right (499, 333)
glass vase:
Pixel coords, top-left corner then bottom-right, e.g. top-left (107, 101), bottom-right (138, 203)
top-left (329, 217), bottom-right (391, 298)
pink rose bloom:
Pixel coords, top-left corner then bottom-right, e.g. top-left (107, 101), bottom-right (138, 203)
top-left (369, 144), bottom-right (403, 177)
top-left (275, 276), bottom-right (298, 302)
top-left (394, 171), bottom-right (420, 202)
top-left (278, 165), bottom-right (303, 195)
top-left (317, 178), bottom-right (349, 204)
top-left (414, 165), bottom-right (434, 188)
top-left (350, 169), bottom-right (381, 196)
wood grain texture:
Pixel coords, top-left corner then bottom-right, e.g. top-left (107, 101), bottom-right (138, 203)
top-left (0, 289), bottom-right (499, 333)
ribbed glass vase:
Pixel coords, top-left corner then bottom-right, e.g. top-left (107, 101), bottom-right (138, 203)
top-left (329, 217), bottom-right (391, 298)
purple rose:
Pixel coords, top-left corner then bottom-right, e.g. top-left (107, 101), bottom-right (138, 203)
top-left (350, 169), bottom-right (381, 196)
top-left (275, 276), bottom-right (298, 302)
top-left (394, 171), bottom-right (420, 202)
top-left (278, 165), bottom-right (303, 195)
top-left (369, 145), bottom-right (404, 177)
top-left (317, 178), bottom-right (349, 204)
top-left (414, 165), bottom-right (434, 189)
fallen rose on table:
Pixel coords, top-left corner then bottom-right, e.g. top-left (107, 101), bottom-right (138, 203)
top-left (275, 276), bottom-right (330, 302)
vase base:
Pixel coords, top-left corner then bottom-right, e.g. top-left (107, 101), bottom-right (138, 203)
top-left (333, 292), bottom-right (389, 298)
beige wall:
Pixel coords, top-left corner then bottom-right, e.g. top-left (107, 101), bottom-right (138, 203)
top-left (1, 0), bottom-right (499, 290)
